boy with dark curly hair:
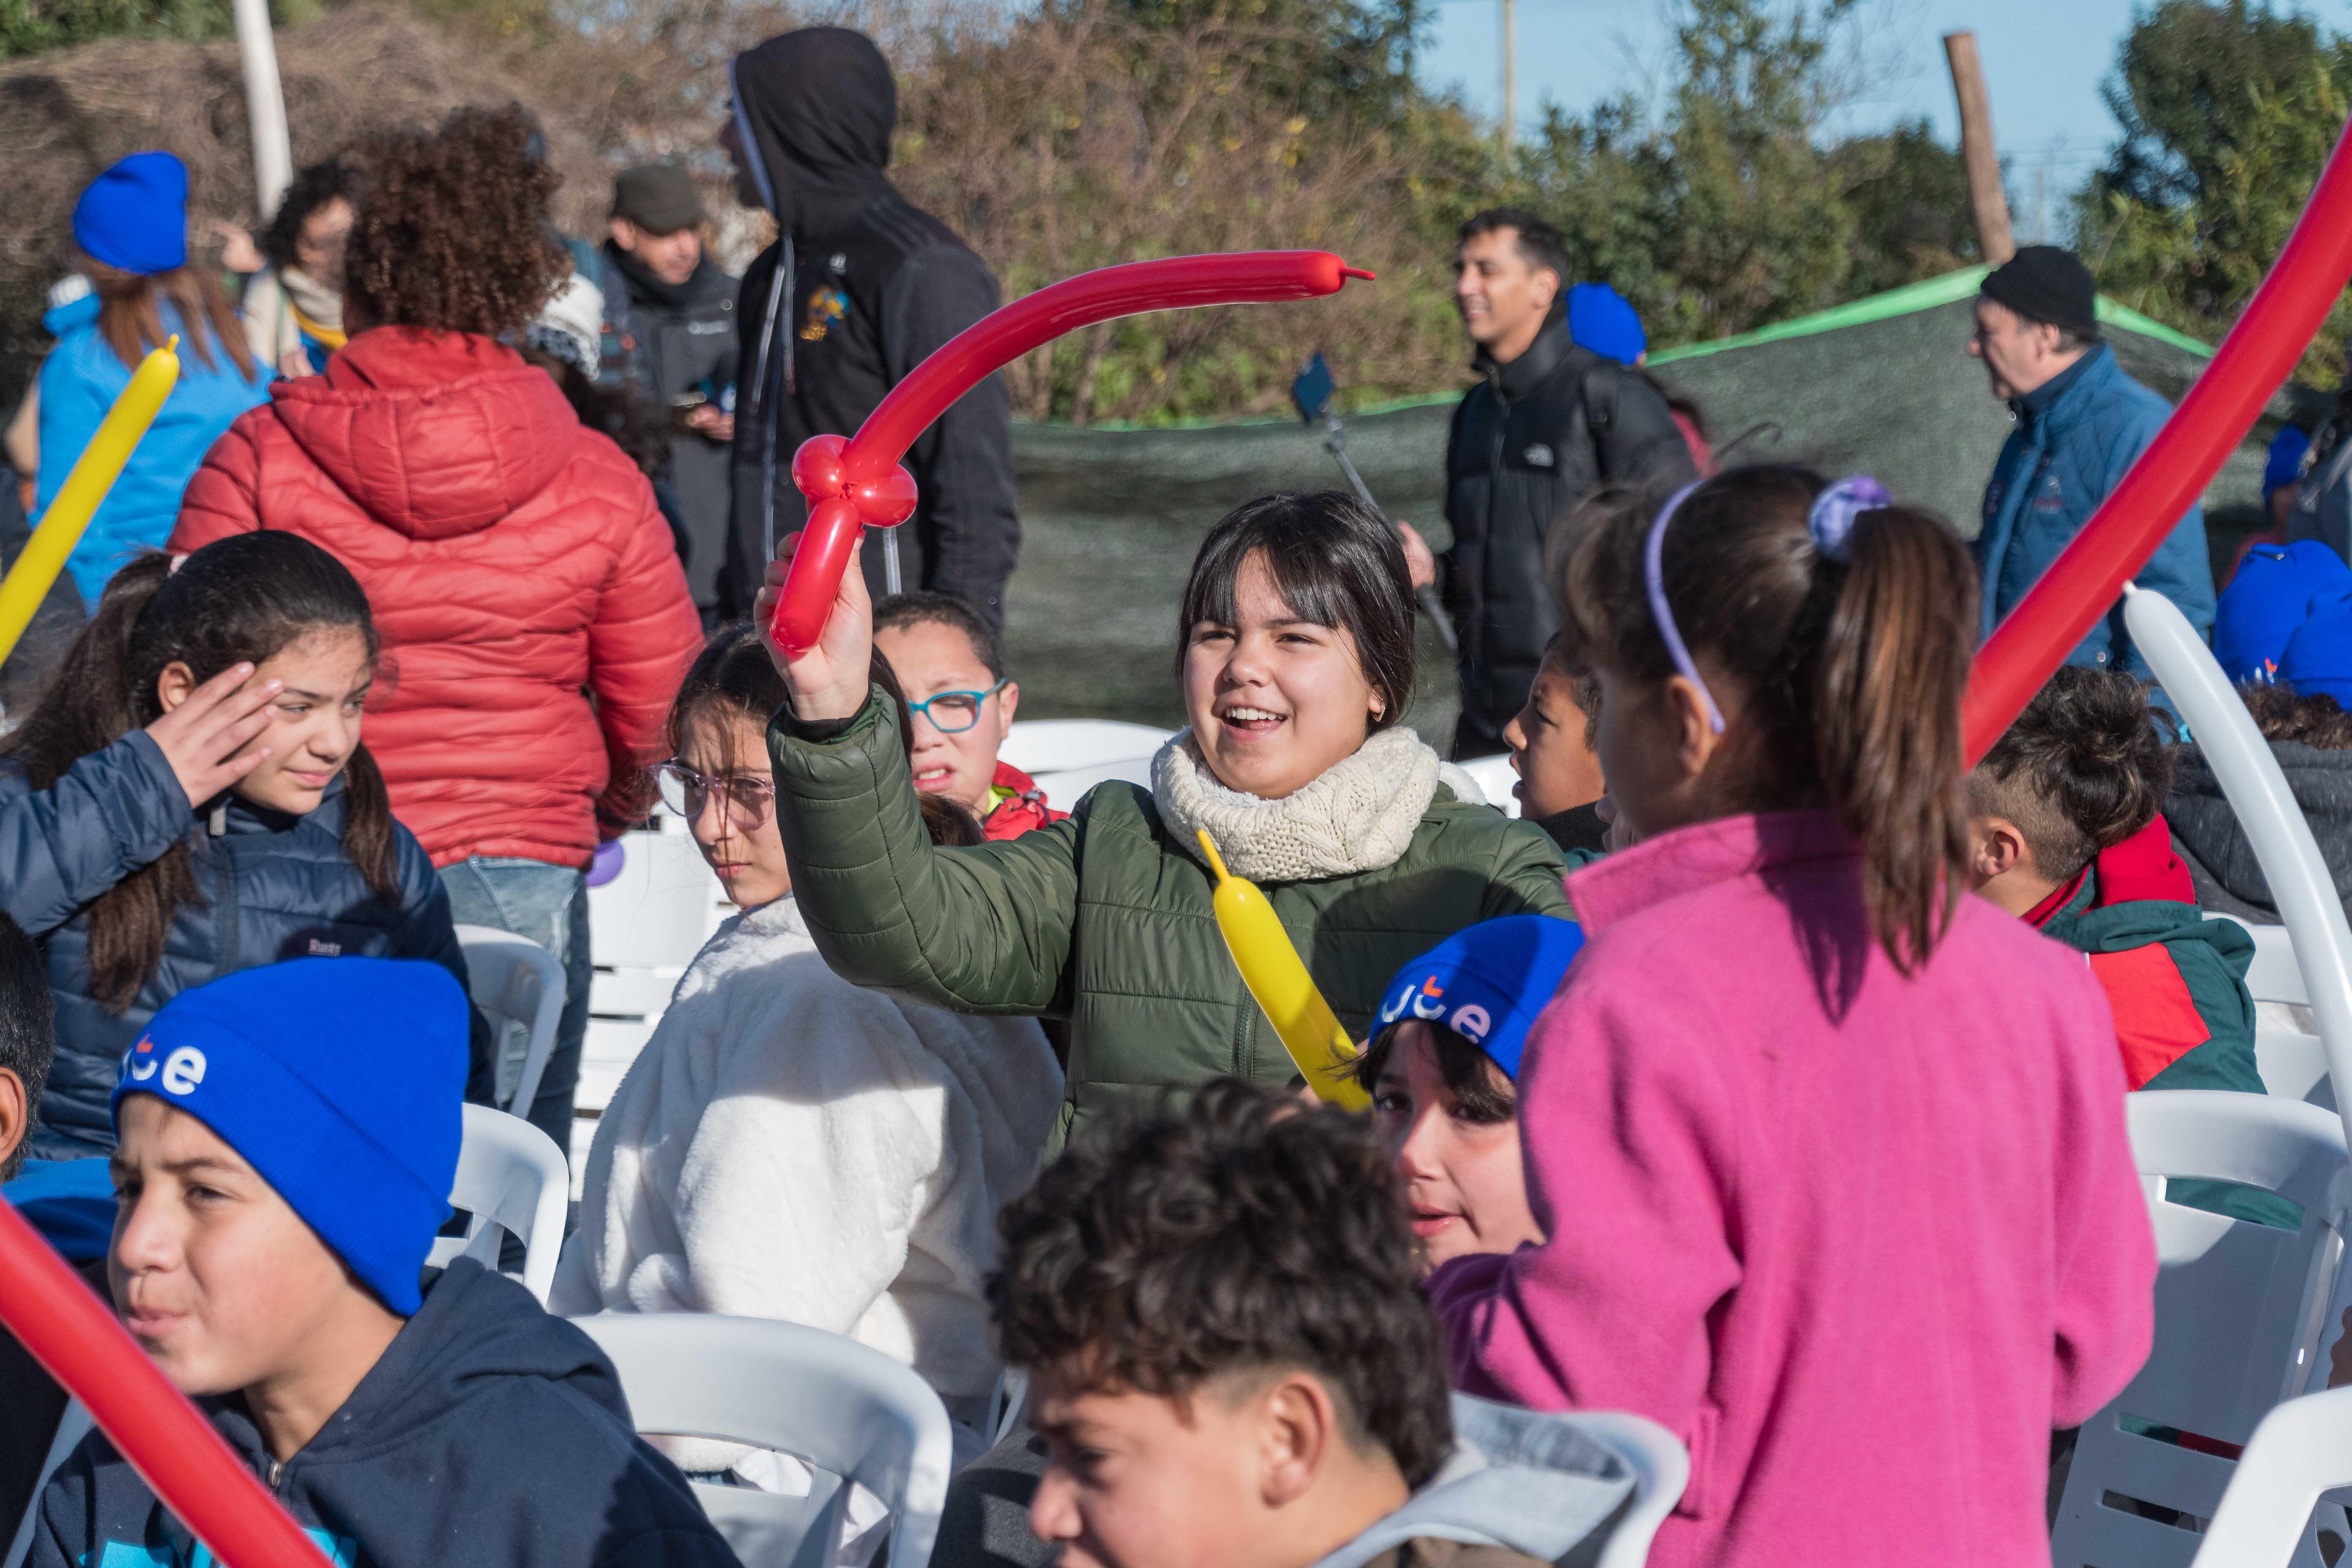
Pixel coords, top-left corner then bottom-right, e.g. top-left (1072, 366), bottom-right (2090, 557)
top-left (1968, 665), bottom-right (2260, 1095)
top-left (985, 1078), bottom-right (1633, 1568)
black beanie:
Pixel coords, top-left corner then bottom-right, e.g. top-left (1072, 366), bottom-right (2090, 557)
top-left (1981, 245), bottom-right (2099, 338)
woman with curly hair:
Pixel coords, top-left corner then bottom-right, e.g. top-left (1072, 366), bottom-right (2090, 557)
top-left (171, 103), bottom-right (702, 1160)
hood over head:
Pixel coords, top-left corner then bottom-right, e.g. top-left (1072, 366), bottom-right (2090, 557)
top-left (2170, 740), bottom-right (2352, 920)
top-left (730, 27), bottom-right (896, 238)
top-left (1308, 1394), bottom-right (1636, 1568)
top-left (268, 327), bottom-right (584, 542)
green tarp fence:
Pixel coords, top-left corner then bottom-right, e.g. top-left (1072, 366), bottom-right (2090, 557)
top-left (1002, 268), bottom-right (2324, 743)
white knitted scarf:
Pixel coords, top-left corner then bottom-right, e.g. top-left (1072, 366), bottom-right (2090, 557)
top-left (1152, 724), bottom-right (1478, 882)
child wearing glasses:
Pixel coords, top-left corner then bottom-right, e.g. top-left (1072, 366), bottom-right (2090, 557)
top-left (873, 592), bottom-right (1066, 841)
top-left (555, 626), bottom-right (1061, 1475)
top-left (762, 493), bottom-right (1570, 1152)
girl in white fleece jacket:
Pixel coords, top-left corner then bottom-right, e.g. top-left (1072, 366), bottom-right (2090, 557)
top-left (554, 629), bottom-right (1061, 1443)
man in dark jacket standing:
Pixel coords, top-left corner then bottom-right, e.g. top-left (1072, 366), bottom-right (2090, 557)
top-left (602, 164), bottom-right (740, 624)
top-left (720, 27), bottom-right (1020, 628)
top-left (1436, 209), bottom-right (1696, 757)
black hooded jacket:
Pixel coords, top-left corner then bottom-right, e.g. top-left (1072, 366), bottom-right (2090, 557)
top-left (1441, 311), bottom-right (1695, 756)
top-left (27, 1260), bottom-right (741, 1568)
top-left (2168, 740), bottom-right (2352, 924)
top-left (725, 28), bottom-right (1020, 627)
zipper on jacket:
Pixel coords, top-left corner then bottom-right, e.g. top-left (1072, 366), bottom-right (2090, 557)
top-left (265, 1456), bottom-right (284, 1490)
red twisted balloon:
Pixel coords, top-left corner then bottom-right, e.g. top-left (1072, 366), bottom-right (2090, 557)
top-left (769, 250), bottom-right (1375, 654)
top-left (0, 1200), bottom-right (331, 1568)
top-left (1962, 117), bottom-right (2352, 763)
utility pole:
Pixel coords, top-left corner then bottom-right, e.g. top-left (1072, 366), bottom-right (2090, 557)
top-left (1499, 0), bottom-right (1515, 153)
top-left (1942, 30), bottom-right (2015, 267)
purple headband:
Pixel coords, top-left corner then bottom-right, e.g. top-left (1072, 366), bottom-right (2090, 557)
top-left (1643, 474), bottom-right (1892, 735)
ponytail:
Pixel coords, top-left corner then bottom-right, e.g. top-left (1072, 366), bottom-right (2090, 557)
top-left (0, 536), bottom-right (399, 1011)
top-left (1563, 464), bottom-right (1978, 973)
top-left (1814, 507), bottom-right (1977, 971)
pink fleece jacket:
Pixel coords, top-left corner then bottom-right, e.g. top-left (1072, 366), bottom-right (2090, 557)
top-left (1426, 811), bottom-right (2155, 1568)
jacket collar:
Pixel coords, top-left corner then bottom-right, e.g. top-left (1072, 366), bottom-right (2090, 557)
top-left (2010, 341), bottom-right (2112, 434)
top-left (1475, 309), bottom-right (1581, 401)
top-left (1563, 809), bottom-right (1854, 933)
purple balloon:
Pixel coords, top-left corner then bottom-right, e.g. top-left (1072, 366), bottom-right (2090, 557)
top-left (586, 838), bottom-right (626, 889)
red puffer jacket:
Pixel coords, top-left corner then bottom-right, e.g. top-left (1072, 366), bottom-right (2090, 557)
top-left (171, 327), bottom-right (702, 869)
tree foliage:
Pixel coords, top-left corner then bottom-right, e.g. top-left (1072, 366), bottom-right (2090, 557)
top-left (2077, 0), bottom-right (2352, 387)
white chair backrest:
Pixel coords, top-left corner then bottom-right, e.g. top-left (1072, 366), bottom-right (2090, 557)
top-left (2208, 917), bottom-right (2340, 1109)
top-left (436, 1104), bottom-right (569, 1304)
top-left (572, 1312), bottom-right (956, 1568)
top-left (453, 924), bottom-right (566, 1118)
top-left (2129, 585), bottom-right (2352, 1152)
top-left (2194, 1386), bottom-right (2352, 1568)
top-left (1, 1400), bottom-right (90, 1568)
top-left (2052, 1092), bottom-right (2352, 1568)
top-left (1568, 1411), bottom-right (1688, 1568)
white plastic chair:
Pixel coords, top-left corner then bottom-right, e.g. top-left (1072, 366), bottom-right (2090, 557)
top-left (428, 1103), bottom-right (569, 1304)
top-left (1569, 1411), bottom-right (1688, 1568)
top-left (454, 924), bottom-right (566, 1119)
top-left (2214, 917), bottom-right (2339, 1108)
top-left (571, 1312), bottom-right (956, 1568)
top-left (1, 1399), bottom-right (90, 1568)
top-left (2130, 585), bottom-right (2352, 1139)
top-left (2194, 1386), bottom-right (2352, 1567)
top-left (2052, 1092), bottom-right (2352, 1567)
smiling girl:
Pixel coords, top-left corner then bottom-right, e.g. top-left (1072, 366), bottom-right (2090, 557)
top-left (760, 491), bottom-right (1571, 1146)
top-left (0, 534), bottom-right (474, 1158)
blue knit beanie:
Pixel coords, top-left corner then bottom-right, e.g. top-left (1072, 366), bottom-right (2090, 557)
top-left (2215, 541), bottom-right (2352, 686)
top-left (1567, 282), bottom-right (1646, 365)
top-left (74, 152), bottom-right (188, 276)
top-left (2266, 425), bottom-right (2312, 502)
top-left (2281, 586), bottom-right (2352, 707)
top-left (1375, 915), bottom-right (1585, 1080)
top-left (112, 959), bottom-right (467, 1315)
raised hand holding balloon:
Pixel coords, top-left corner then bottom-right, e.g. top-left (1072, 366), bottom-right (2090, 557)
top-left (768, 251), bottom-right (1374, 657)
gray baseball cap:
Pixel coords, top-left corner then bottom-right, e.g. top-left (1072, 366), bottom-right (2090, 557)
top-left (611, 163), bottom-right (707, 234)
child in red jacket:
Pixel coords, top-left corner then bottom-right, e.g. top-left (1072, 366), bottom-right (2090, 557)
top-left (1427, 468), bottom-right (2155, 1568)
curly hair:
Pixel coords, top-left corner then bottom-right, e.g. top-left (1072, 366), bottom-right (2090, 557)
top-left (343, 104), bottom-right (566, 338)
top-left (261, 152), bottom-right (365, 275)
top-left (1972, 666), bottom-right (2178, 883)
top-left (2242, 683), bottom-right (2352, 750)
top-left (988, 1078), bottom-right (1455, 1488)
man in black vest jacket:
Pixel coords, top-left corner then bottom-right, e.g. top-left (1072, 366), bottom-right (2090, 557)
top-left (602, 163), bottom-right (740, 625)
top-left (1434, 210), bottom-right (1695, 757)
top-left (720, 27), bottom-right (1021, 629)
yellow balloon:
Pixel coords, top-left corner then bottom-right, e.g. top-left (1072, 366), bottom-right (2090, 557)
top-left (1198, 829), bottom-right (1371, 1110)
top-left (0, 336), bottom-right (181, 670)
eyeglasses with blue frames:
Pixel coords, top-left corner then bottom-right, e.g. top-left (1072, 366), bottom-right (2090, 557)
top-left (905, 678), bottom-right (1008, 735)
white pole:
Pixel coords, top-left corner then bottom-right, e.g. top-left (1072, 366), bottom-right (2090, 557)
top-left (232, 0), bottom-right (293, 220)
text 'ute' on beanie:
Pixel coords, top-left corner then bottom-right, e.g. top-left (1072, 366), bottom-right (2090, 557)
top-left (112, 957), bottom-right (468, 1315)
top-left (1375, 914), bottom-right (1586, 1080)
top-left (74, 151), bottom-right (189, 277)
top-left (1979, 245), bottom-right (2099, 339)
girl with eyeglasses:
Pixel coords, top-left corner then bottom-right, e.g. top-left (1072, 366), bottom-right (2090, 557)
top-left (760, 490), bottom-right (1572, 1153)
top-left (557, 626), bottom-right (1060, 1465)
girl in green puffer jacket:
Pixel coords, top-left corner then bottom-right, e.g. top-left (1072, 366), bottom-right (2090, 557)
top-left (760, 492), bottom-right (1571, 1146)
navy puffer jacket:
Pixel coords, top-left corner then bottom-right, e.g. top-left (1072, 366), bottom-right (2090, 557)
top-left (0, 730), bottom-right (472, 1157)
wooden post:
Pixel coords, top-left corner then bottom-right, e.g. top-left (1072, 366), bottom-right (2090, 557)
top-left (1944, 31), bottom-right (2015, 266)
top-left (1500, 0), bottom-right (1516, 153)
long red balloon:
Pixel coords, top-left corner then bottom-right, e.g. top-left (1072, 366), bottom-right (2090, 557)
top-left (0, 1200), bottom-right (330, 1568)
top-left (769, 250), bottom-right (1375, 654)
top-left (1962, 116), bottom-right (2352, 762)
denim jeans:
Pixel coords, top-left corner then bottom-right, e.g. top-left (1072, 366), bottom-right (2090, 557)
top-left (440, 857), bottom-right (591, 1166)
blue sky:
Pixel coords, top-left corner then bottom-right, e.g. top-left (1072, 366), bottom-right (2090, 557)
top-left (1413, 0), bottom-right (2156, 241)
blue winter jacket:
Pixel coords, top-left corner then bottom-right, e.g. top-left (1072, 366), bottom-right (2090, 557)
top-left (1976, 343), bottom-right (2215, 678)
top-left (0, 731), bottom-right (468, 1157)
top-left (34, 291), bottom-right (271, 604)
